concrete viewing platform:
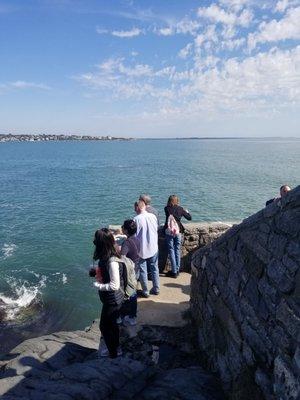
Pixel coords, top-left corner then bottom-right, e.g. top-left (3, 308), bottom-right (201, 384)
top-left (136, 272), bottom-right (191, 327)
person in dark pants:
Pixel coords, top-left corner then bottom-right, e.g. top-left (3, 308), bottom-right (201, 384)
top-left (164, 195), bottom-right (192, 278)
top-left (90, 228), bottom-right (124, 358)
top-left (120, 219), bottom-right (139, 326)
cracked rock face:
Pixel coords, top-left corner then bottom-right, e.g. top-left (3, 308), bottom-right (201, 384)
top-left (0, 321), bottom-right (224, 400)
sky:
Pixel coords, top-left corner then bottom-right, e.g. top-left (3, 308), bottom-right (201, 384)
top-left (0, 0), bottom-right (299, 138)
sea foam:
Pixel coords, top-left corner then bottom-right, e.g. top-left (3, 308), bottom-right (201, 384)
top-left (1, 243), bottom-right (17, 259)
top-left (0, 276), bottom-right (46, 321)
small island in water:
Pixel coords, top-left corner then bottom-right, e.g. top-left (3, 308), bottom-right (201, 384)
top-left (0, 134), bottom-right (132, 142)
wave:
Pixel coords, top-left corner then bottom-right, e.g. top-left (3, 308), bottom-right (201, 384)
top-left (62, 273), bottom-right (68, 284)
top-left (1, 243), bottom-right (17, 259)
top-left (0, 276), bottom-right (46, 321)
top-left (0, 203), bottom-right (23, 209)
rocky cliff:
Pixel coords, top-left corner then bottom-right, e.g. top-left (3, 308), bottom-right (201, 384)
top-left (190, 186), bottom-right (300, 400)
top-left (0, 320), bottom-right (226, 399)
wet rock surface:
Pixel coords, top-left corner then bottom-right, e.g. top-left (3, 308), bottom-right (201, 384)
top-left (0, 321), bottom-right (225, 400)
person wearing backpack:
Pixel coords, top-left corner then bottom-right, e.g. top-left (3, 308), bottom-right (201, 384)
top-left (164, 195), bottom-right (192, 278)
top-left (120, 219), bottom-right (139, 326)
top-left (90, 228), bottom-right (125, 358)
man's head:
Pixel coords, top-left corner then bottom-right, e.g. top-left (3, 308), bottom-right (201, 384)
top-left (139, 194), bottom-right (151, 206)
top-left (135, 200), bottom-right (146, 214)
top-left (280, 185), bottom-right (291, 197)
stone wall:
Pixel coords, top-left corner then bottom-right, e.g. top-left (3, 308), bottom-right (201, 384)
top-left (190, 186), bottom-right (300, 400)
top-left (159, 222), bottom-right (231, 273)
top-left (111, 222), bottom-right (230, 273)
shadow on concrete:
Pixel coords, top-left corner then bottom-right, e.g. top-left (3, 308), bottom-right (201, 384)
top-left (163, 282), bottom-right (190, 296)
top-left (137, 299), bottom-right (190, 327)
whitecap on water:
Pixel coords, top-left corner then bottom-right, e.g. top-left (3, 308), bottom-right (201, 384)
top-left (1, 243), bottom-right (17, 259)
top-left (0, 276), bottom-right (46, 321)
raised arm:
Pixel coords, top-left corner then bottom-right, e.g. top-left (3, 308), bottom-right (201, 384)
top-left (181, 207), bottom-right (192, 221)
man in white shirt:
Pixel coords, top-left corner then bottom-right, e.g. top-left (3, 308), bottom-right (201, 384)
top-left (134, 200), bottom-right (159, 297)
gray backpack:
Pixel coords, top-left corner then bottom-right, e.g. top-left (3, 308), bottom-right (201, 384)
top-left (111, 255), bottom-right (137, 298)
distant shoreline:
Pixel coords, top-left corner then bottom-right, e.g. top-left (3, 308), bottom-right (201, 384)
top-left (0, 134), bottom-right (132, 143)
top-left (141, 136), bottom-right (300, 140)
top-left (1, 134), bottom-right (299, 143)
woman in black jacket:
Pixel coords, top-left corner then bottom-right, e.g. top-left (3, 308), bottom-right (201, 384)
top-left (164, 195), bottom-right (192, 278)
top-left (91, 228), bottom-right (124, 358)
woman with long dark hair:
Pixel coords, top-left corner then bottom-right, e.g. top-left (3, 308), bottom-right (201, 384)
top-left (91, 228), bottom-right (124, 358)
top-left (164, 195), bottom-right (192, 278)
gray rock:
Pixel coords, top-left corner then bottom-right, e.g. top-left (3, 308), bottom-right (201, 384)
top-left (267, 259), bottom-right (295, 293)
top-left (275, 209), bottom-right (300, 238)
top-left (190, 186), bottom-right (300, 399)
top-left (274, 354), bottom-right (300, 400)
top-left (138, 366), bottom-right (225, 400)
top-left (268, 233), bottom-right (287, 259)
top-left (282, 254), bottom-right (299, 276)
top-left (276, 299), bottom-right (300, 338)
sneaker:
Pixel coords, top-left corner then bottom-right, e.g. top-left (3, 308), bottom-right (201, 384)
top-left (98, 338), bottom-right (108, 357)
top-left (123, 316), bottom-right (137, 326)
top-left (117, 347), bottom-right (123, 356)
top-left (99, 347), bottom-right (122, 358)
top-left (165, 271), bottom-right (177, 278)
top-left (149, 288), bottom-right (160, 295)
top-left (137, 290), bottom-right (150, 298)
top-left (99, 348), bottom-right (109, 357)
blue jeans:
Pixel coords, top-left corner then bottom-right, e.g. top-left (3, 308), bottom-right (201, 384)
top-left (166, 233), bottom-right (182, 274)
top-left (138, 252), bottom-right (159, 295)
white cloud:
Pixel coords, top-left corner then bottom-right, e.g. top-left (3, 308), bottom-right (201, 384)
top-left (111, 27), bottom-right (143, 38)
top-left (181, 46), bottom-right (300, 115)
top-left (194, 25), bottom-right (218, 51)
top-left (198, 4), bottom-right (253, 27)
top-left (178, 43), bottom-right (193, 59)
top-left (220, 0), bottom-right (250, 9)
top-left (157, 27), bottom-right (174, 36)
top-left (75, 3), bottom-right (300, 129)
top-left (275, 0), bottom-right (289, 12)
top-left (156, 18), bottom-right (200, 37)
top-left (222, 37), bottom-right (245, 50)
top-left (274, 0), bottom-right (300, 12)
top-left (96, 27), bottom-right (108, 34)
top-left (175, 18), bottom-right (201, 35)
top-left (76, 45), bottom-right (300, 117)
top-left (74, 58), bottom-right (175, 100)
top-left (119, 63), bottom-right (153, 77)
top-left (248, 6), bottom-right (300, 50)
top-left (10, 81), bottom-right (50, 90)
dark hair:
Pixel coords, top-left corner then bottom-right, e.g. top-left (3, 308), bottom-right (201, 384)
top-left (167, 195), bottom-right (179, 207)
top-left (122, 219), bottom-right (137, 236)
top-left (93, 228), bottom-right (119, 261)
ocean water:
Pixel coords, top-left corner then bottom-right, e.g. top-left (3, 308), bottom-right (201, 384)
top-left (0, 138), bottom-right (299, 351)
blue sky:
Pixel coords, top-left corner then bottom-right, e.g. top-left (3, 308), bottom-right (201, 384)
top-left (0, 0), bottom-right (299, 137)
